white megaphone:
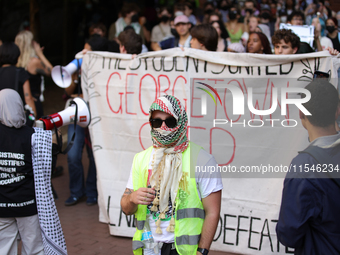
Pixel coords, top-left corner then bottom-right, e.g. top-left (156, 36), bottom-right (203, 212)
top-left (51, 58), bottom-right (83, 88)
top-left (36, 97), bottom-right (91, 130)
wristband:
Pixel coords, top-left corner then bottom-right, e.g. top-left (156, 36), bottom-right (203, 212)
top-left (197, 248), bottom-right (209, 255)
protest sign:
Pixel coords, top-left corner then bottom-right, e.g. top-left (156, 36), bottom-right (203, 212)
top-left (81, 48), bottom-right (338, 254)
top-left (279, 23), bottom-right (315, 47)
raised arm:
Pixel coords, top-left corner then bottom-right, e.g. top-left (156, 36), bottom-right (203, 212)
top-left (27, 41), bottom-right (53, 76)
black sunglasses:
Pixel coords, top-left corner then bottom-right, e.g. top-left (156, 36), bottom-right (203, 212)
top-left (150, 117), bottom-right (177, 128)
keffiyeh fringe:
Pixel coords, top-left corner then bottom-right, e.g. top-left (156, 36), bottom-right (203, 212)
top-left (33, 128), bottom-right (68, 255)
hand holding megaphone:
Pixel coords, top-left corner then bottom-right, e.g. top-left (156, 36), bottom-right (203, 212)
top-left (51, 58), bottom-right (83, 88)
top-left (36, 97), bottom-right (91, 154)
top-left (36, 97), bottom-right (91, 130)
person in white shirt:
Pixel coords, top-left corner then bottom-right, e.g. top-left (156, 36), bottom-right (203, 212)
top-left (121, 95), bottom-right (222, 255)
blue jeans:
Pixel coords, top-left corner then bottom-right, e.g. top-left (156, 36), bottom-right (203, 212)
top-left (67, 124), bottom-right (97, 198)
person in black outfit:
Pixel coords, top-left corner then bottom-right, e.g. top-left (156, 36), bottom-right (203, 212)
top-left (0, 89), bottom-right (43, 255)
top-left (326, 17), bottom-right (340, 51)
top-left (0, 42), bottom-right (36, 117)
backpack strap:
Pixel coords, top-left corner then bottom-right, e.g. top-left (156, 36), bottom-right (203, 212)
top-left (174, 37), bottom-right (179, 48)
top-left (299, 145), bottom-right (340, 187)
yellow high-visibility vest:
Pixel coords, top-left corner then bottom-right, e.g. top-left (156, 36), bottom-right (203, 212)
top-left (132, 142), bottom-right (204, 255)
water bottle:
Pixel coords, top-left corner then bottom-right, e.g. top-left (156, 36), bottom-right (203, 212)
top-left (141, 220), bottom-right (156, 255)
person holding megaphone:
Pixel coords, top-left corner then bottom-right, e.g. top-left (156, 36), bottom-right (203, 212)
top-left (0, 89), bottom-right (67, 255)
top-left (63, 34), bottom-right (108, 206)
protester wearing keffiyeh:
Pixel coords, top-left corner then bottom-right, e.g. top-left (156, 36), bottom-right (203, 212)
top-left (0, 89), bottom-right (67, 255)
top-left (148, 95), bottom-right (189, 233)
top-left (149, 95), bottom-right (188, 151)
top-left (123, 95), bottom-right (222, 255)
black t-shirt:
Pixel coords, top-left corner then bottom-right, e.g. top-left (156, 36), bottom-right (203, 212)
top-left (296, 42), bottom-right (315, 54)
top-left (0, 123), bottom-right (37, 217)
top-left (0, 66), bottom-right (30, 105)
top-left (327, 34), bottom-right (340, 52)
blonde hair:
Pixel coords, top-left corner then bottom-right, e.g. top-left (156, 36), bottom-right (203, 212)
top-left (15, 30), bottom-right (36, 69)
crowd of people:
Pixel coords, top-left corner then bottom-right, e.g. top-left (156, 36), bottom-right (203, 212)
top-left (80, 1), bottom-right (340, 255)
top-left (80, 0), bottom-right (340, 55)
top-left (0, 0), bottom-right (340, 255)
top-left (52, 0), bottom-right (340, 56)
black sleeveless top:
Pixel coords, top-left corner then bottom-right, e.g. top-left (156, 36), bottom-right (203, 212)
top-left (0, 123), bottom-right (37, 217)
top-left (327, 34), bottom-right (340, 51)
top-left (0, 66), bottom-right (29, 105)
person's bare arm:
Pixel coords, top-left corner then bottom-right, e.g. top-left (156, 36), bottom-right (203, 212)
top-left (108, 23), bottom-right (116, 41)
top-left (151, 42), bottom-right (162, 51)
top-left (243, 13), bottom-right (250, 33)
top-left (312, 17), bottom-right (323, 52)
top-left (314, 36), bottom-right (323, 52)
top-left (27, 41), bottom-right (53, 76)
top-left (120, 187), bottom-right (155, 215)
top-left (142, 26), bottom-right (151, 44)
top-left (23, 80), bottom-right (37, 116)
top-left (242, 23), bottom-right (247, 34)
top-left (197, 190), bottom-right (221, 254)
top-left (65, 73), bottom-right (79, 97)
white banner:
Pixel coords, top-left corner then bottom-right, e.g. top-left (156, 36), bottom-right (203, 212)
top-left (80, 48), bottom-right (338, 254)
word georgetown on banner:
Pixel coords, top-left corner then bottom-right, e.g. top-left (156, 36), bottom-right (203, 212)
top-left (79, 48), bottom-right (339, 255)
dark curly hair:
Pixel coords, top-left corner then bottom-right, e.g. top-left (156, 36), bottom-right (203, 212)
top-left (272, 29), bottom-right (300, 51)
